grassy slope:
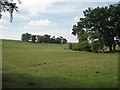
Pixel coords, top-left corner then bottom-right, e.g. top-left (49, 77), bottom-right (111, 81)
top-left (2, 40), bottom-right (118, 88)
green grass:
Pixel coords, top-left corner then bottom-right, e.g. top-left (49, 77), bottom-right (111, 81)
top-left (2, 40), bottom-right (118, 88)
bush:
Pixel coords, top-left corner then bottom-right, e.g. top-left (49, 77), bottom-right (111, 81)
top-left (69, 43), bottom-right (73, 50)
top-left (72, 43), bottom-right (79, 50)
top-left (71, 40), bottom-right (90, 51)
top-left (90, 41), bottom-right (99, 53)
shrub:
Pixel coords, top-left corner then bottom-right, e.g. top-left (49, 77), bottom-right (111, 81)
top-left (90, 41), bottom-right (99, 53)
top-left (72, 43), bottom-right (78, 50)
top-left (71, 40), bottom-right (90, 51)
top-left (69, 43), bottom-right (73, 50)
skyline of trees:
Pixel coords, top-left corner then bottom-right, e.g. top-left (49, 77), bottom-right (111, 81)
top-left (21, 33), bottom-right (67, 44)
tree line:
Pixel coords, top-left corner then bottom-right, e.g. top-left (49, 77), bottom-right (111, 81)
top-left (21, 33), bottom-right (67, 44)
top-left (71, 2), bottom-right (120, 53)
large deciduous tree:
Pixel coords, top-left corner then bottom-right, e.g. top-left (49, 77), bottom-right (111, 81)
top-left (72, 2), bottom-right (120, 52)
top-left (72, 18), bottom-right (88, 43)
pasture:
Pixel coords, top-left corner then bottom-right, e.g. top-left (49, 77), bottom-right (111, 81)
top-left (2, 40), bottom-right (118, 88)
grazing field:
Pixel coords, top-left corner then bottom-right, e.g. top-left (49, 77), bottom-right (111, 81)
top-left (2, 40), bottom-right (118, 88)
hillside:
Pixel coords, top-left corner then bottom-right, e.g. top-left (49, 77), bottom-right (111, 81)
top-left (2, 40), bottom-right (118, 88)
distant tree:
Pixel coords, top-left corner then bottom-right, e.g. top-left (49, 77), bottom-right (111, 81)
top-left (63, 38), bottom-right (67, 44)
top-left (59, 36), bottom-right (63, 42)
top-left (22, 33), bottom-right (67, 44)
top-left (31, 35), bottom-right (36, 43)
top-left (52, 36), bottom-right (55, 40)
top-left (50, 36), bottom-right (56, 43)
top-left (50, 38), bottom-right (54, 43)
top-left (44, 34), bottom-right (51, 43)
top-left (21, 33), bottom-right (26, 41)
top-left (37, 35), bottom-right (45, 43)
top-left (21, 33), bottom-right (31, 42)
top-left (55, 37), bottom-right (61, 44)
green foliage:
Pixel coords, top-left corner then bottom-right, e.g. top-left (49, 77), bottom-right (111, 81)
top-left (69, 43), bottom-right (72, 50)
top-left (72, 40), bottom-right (90, 51)
top-left (37, 35), bottom-right (45, 43)
top-left (78, 31), bottom-right (88, 42)
top-left (55, 37), bottom-right (62, 44)
top-left (72, 2), bottom-right (120, 52)
top-left (22, 33), bottom-right (67, 44)
top-left (31, 35), bottom-right (36, 43)
top-left (72, 21), bottom-right (88, 43)
top-left (90, 41), bottom-right (99, 53)
top-left (21, 33), bottom-right (31, 42)
top-left (63, 38), bottom-right (67, 44)
top-left (44, 34), bottom-right (51, 43)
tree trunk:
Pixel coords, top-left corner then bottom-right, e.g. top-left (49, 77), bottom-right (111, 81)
top-left (113, 44), bottom-right (116, 52)
top-left (109, 45), bottom-right (112, 52)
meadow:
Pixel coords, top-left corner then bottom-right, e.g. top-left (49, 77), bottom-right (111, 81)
top-left (2, 39), bottom-right (118, 88)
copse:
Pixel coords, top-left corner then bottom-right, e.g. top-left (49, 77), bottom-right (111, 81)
top-left (21, 33), bottom-right (67, 44)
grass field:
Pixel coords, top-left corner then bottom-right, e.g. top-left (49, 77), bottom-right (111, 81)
top-left (2, 39), bottom-right (118, 88)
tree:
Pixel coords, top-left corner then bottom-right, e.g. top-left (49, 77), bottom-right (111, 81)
top-left (31, 35), bottom-right (36, 43)
top-left (90, 41), bottom-right (99, 53)
top-left (72, 18), bottom-right (88, 43)
top-left (50, 36), bottom-right (55, 43)
top-left (37, 35), bottom-right (45, 43)
top-left (0, 0), bottom-right (20, 22)
top-left (21, 33), bottom-right (31, 42)
top-left (63, 38), bottom-right (67, 44)
top-left (44, 34), bottom-right (51, 43)
top-left (72, 2), bottom-right (120, 52)
top-left (21, 33), bottom-right (26, 41)
top-left (55, 37), bottom-right (61, 44)
top-left (83, 4), bottom-right (120, 52)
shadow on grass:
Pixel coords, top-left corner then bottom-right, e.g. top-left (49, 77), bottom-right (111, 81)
top-left (2, 72), bottom-right (118, 88)
top-left (2, 73), bottom-right (83, 88)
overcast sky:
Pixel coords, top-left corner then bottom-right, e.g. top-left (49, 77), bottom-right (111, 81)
top-left (0, 0), bottom-right (119, 42)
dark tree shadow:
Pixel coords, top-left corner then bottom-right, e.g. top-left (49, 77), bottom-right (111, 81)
top-left (2, 72), bottom-right (118, 88)
top-left (2, 73), bottom-right (83, 88)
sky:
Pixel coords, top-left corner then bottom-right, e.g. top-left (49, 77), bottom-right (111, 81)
top-left (0, 0), bottom-right (119, 42)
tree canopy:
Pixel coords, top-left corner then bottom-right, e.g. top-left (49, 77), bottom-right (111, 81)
top-left (72, 2), bottom-right (120, 52)
top-left (21, 33), bottom-right (67, 44)
top-left (0, 0), bottom-right (20, 22)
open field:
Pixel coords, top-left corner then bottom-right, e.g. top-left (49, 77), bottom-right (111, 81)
top-left (2, 40), bottom-right (118, 88)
